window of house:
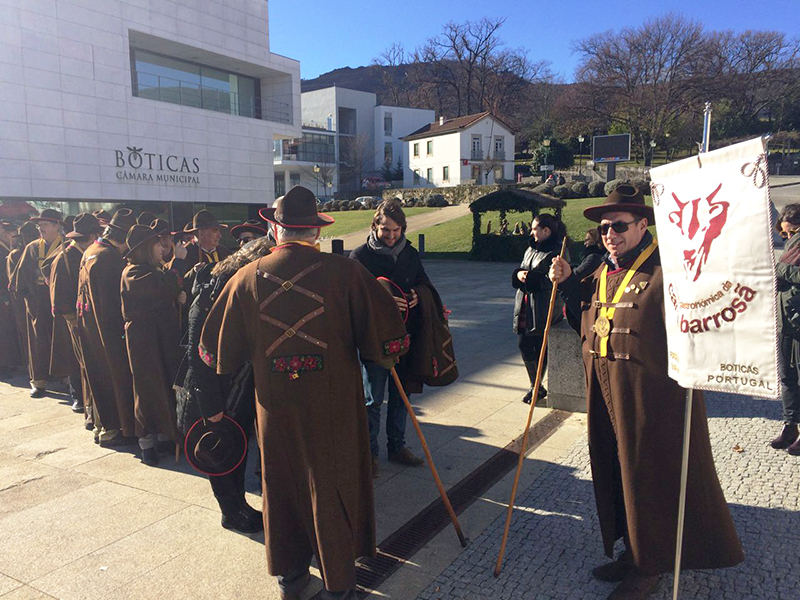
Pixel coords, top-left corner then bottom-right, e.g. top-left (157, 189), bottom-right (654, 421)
top-left (494, 166), bottom-right (503, 181)
top-left (426, 168), bottom-right (433, 183)
top-left (471, 136), bottom-right (482, 158)
top-left (443, 166), bottom-right (449, 182)
top-left (494, 136), bottom-right (504, 159)
top-left (471, 164), bottom-right (481, 181)
top-left (275, 173), bottom-right (286, 197)
top-left (384, 142), bottom-right (393, 165)
top-left (413, 143), bottom-right (419, 157)
top-left (413, 169), bottom-right (420, 185)
top-left (384, 113), bottom-right (392, 136)
top-left (426, 140), bottom-right (433, 156)
top-left (290, 172), bottom-right (301, 188)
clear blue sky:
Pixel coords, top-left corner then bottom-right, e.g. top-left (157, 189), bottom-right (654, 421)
top-left (270, 0), bottom-right (800, 82)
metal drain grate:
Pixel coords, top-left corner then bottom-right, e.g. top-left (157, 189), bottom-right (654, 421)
top-left (353, 409), bottom-right (571, 595)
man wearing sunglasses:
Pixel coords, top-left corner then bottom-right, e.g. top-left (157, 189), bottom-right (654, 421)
top-left (549, 184), bottom-right (743, 600)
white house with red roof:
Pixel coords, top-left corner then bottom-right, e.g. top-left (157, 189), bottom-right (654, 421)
top-left (401, 112), bottom-right (515, 188)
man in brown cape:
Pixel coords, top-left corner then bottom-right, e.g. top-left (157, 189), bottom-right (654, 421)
top-left (550, 184), bottom-right (743, 599)
top-left (50, 213), bottom-right (103, 416)
top-left (6, 222), bottom-right (38, 373)
top-left (10, 209), bottom-right (65, 397)
top-left (77, 209), bottom-right (136, 446)
top-left (199, 187), bottom-right (409, 600)
top-left (0, 220), bottom-right (23, 379)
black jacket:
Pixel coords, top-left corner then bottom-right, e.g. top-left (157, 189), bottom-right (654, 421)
top-left (175, 264), bottom-right (254, 435)
top-left (512, 236), bottom-right (564, 336)
top-left (776, 231), bottom-right (800, 337)
top-left (350, 238), bottom-right (431, 337)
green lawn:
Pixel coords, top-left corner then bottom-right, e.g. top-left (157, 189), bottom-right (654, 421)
top-left (414, 196), bottom-right (654, 260)
top-left (320, 207), bottom-right (436, 238)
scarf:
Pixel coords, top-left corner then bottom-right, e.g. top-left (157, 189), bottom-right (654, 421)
top-left (367, 230), bottom-right (407, 263)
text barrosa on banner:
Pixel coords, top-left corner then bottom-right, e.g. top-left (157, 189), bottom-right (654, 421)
top-left (650, 137), bottom-right (780, 398)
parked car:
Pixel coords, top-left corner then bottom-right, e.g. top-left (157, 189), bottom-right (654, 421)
top-left (316, 196), bottom-right (334, 206)
top-left (355, 196), bottom-right (383, 209)
top-left (361, 177), bottom-right (391, 190)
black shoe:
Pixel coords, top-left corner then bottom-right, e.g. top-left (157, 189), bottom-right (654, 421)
top-left (221, 506), bottom-right (263, 534)
top-left (278, 569), bottom-right (310, 600)
top-left (30, 387), bottom-right (46, 398)
top-left (522, 388), bottom-right (533, 404)
top-left (141, 447), bottom-right (159, 466)
top-left (537, 385), bottom-right (547, 400)
top-left (99, 434), bottom-right (136, 448)
top-left (71, 399), bottom-right (84, 413)
top-left (157, 439), bottom-right (175, 455)
top-left (592, 551), bottom-right (634, 582)
top-left (84, 419), bottom-right (94, 431)
top-left (770, 422), bottom-right (799, 450)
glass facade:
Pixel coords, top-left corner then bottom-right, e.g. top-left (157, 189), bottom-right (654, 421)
top-left (274, 132), bottom-right (335, 164)
top-left (131, 49), bottom-right (262, 119)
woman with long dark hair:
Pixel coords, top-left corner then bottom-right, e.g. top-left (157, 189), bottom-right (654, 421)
top-left (511, 213), bottom-right (568, 404)
top-left (121, 225), bottom-right (185, 466)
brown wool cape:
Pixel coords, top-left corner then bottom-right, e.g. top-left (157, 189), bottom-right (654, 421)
top-left (50, 243), bottom-right (91, 407)
top-left (77, 240), bottom-right (135, 435)
top-left (199, 245), bottom-right (409, 592)
top-left (11, 237), bottom-right (63, 382)
top-left (47, 246), bottom-right (80, 382)
top-left (562, 247), bottom-right (744, 575)
top-left (0, 242), bottom-right (22, 368)
top-left (121, 260), bottom-right (182, 441)
top-left (6, 248), bottom-right (29, 367)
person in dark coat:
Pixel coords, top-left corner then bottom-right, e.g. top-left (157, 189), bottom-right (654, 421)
top-left (121, 224), bottom-right (186, 465)
top-left (49, 213), bottom-right (103, 414)
top-left (573, 227), bottom-right (606, 279)
top-left (350, 200), bottom-right (430, 476)
top-left (176, 236), bottom-right (272, 532)
top-left (10, 209), bottom-right (65, 397)
top-left (230, 219), bottom-right (268, 248)
top-left (6, 222), bottom-right (37, 374)
top-left (550, 184), bottom-right (743, 600)
top-left (511, 213), bottom-right (567, 404)
top-left (771, 203), bottom-right (800, 455)
top-left (77, 209), bottom-right (137, 446)
top-left (199, 187), bottom-right (409, 600)
top-left (0, 220), bottom-right (23, 379)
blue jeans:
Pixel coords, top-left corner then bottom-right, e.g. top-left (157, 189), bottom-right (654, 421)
top-left (362, 361), bottom-right (407, 456)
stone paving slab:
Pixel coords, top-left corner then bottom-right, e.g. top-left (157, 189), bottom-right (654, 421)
top-left (416, 392), bottom-right (800, 600)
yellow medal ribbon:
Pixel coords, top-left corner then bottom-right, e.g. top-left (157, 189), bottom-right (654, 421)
top-left (202, 249), bottom-right (220, 263)
top-left (597, 240), bottom-right (658, 357)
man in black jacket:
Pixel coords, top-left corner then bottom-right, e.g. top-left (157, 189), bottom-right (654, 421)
top-left (350, 201), bottom-right (427, 477)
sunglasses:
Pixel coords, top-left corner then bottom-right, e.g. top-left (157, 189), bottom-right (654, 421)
top-left (780, 229), bottom-right (798, 240)
top-left (598, 219), bottom-right (641, 236)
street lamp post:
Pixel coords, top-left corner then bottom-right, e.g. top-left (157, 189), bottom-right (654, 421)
top-left (313, 163), bottom-right (320, 198)
top-left (542, 138), bottom-right (551, 182)
top-left (665, 132), bottom-right (670, 163)
top-left (649, 140), bottom-right (656, 166)
top-left (578, 135), bottom-right (585, 175)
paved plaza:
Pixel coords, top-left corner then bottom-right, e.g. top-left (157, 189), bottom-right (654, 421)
top-left (417, 391), bottom-right (799, 600)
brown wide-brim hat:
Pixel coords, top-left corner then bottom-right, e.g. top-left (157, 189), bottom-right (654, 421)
top-left (18, 221), bottom-right (39, 245)
top-left (150, 218), bottom-right (172, 236)
top-left (29, 208), bottom-right (65, 225)
top-left (171, 222), bottom-right (194, 238)
top-left (184, 415), bottom-right (247, 477)
top-left (92, 210), bottom-right (112, 226)
top-left (230, 219), bottom-right (268, 239)
top-left (65, 213), bottom-right (103, 239)
top-left (107, 208), bottom-right (137, 233)
top-left (137, 211), bottom-right (157, 226)
top-left (259, 186), bottom-right (334, 228)
top-left (185, 209), bottom-right (228, 234)
top-left (584, 183), bottom-right (655, 224)
top-left (123, 224), bottom-right (160, 258)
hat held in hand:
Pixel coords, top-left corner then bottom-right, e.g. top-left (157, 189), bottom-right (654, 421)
top-left (184, 415), bottom-right (248, 477)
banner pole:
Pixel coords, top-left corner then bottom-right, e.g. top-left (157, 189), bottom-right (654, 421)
top-left (672, 388), bottom-right (694, 600)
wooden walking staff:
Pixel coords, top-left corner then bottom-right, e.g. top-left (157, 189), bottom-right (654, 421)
top-left (389, 367), bottom-right (468, 548)
top-left (494, 236), bottom-right (568, 577)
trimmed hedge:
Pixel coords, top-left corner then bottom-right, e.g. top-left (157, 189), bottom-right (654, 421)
top-left (571, 182), bottom-right (589, 197)
top-left (588, 180), bottom-right (606, 197)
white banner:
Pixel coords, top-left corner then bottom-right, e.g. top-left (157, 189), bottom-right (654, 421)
top-left (650, 137), bottom-right (780, 398)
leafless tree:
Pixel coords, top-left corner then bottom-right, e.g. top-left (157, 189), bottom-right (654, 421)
top-left (338, 133), bottom-right (376, 191)
top-left (372, 43), bottom-right (411, 106)
top-left (299, 163), bottom-right (336, 192)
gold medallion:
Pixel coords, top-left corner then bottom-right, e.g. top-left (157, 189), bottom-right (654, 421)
top-left (594, 315), bottom-right (611, 338)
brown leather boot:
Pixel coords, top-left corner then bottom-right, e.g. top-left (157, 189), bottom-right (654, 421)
top-left (770, 422), bottom-right (799, 450)
top-left (607, 570), bottom-right (659, 600)
top-left (388, 446), bottom-right (424, 466)
top-left (788, 434), bottom-right (800, 456)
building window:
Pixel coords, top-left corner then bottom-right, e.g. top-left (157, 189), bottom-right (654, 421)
top-left (443, 166), bottom-right (449, 182)
top-left (471, 136), bottom-right (482, 159)
top-left (426, 168), bottom-right (433, 183)
top-left (494, 166), bottom-right (503, 181)
top-left (290, 173), bottom-right (301, 188)
top-left (384, 142), bottom-right (393, 165)
top-left (426, 140), bottom-right (433, 156)
top-left (494, 136), bottom-right (505, 160)
top-left (131, 48), bottom-right (261, 119)
top-left (413, 169), bottom-right (420, 185)
top-left (384, 113), bottom-right (393, 136)
top-left (413, 143), bottom-right (419, 157)
top-left (471, 164), bottom-right (481, 182)
top-left (275, 173), bottom-right (286, 197)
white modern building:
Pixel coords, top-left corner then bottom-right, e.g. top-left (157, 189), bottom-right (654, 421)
top-left (402, 112), bottom-right (515, 188)
top-left (0, 0), bottom-right (301, 225)
top-left (274, 86), bottom-right (434, 194)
